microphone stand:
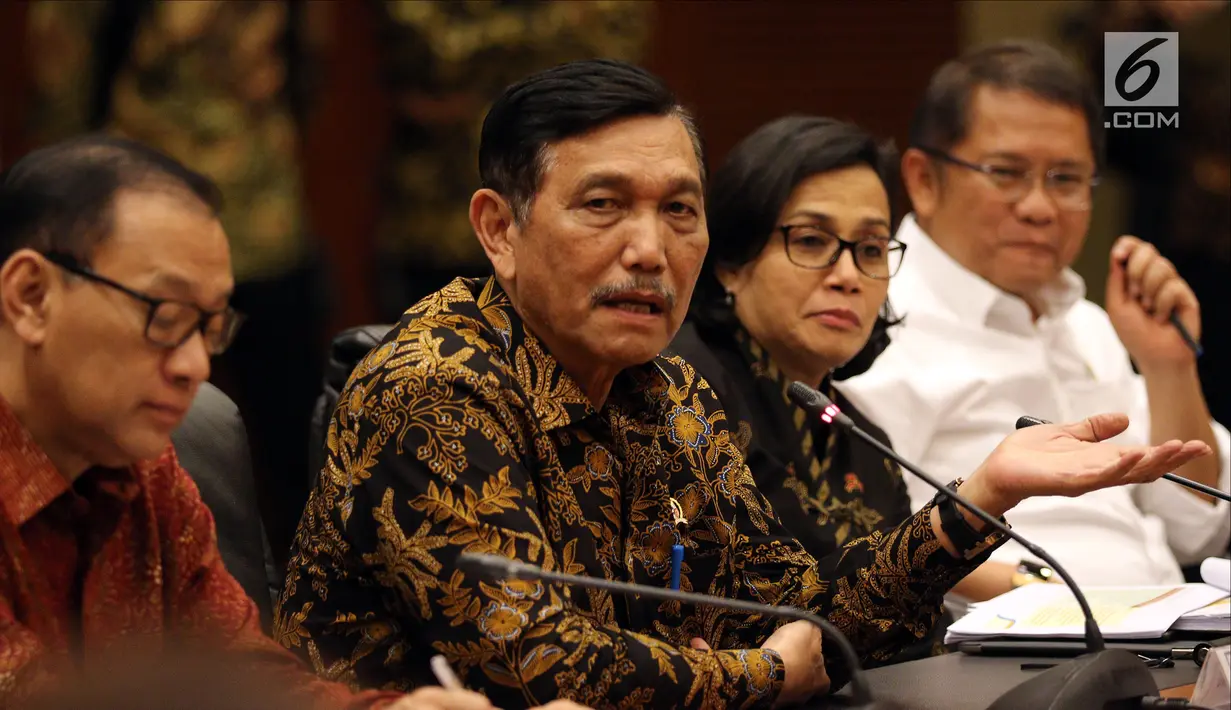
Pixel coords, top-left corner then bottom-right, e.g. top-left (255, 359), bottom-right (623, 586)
top-left (457, 552), bottom-right (879, 708)
top-left (787, 382), bottom-right (1161, 710)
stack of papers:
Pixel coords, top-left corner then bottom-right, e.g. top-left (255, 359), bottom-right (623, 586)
top-left (1174, 597), bottom-right (1230, 632)
top-left (1203, 556), bottom-right (1231, 593)
top-left (1179, 557), bottom-right (1231, 633)
top-left (945, 583), bottom-right (1229, 643)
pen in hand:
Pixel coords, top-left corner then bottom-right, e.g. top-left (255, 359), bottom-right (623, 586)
top-left (1168, 312), bottom-right (1203, 358)
top-left (430, 654), bottom-right (464, 690)
top-left (1116, 254), bottom-right (1203, 358)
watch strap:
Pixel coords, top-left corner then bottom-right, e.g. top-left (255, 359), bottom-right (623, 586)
top-left (933, 478), bottom-right (1008, 561)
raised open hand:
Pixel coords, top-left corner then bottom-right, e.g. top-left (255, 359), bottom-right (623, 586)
top-left (962, 412), bottom-right (1211, 517)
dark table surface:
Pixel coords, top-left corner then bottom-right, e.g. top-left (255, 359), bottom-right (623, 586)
top-left (819, 651), bottom-right (1201, 710)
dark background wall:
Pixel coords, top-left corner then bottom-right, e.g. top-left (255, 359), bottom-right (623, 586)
top-left (1, 0), bottom-right (959, 329)
top-left (648, 1), bottom-right (958, 167)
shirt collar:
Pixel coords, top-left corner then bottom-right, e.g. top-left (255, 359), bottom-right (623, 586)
top-left (466, 277), bottom-right (672, 431)
top-left (897, 214), bottom-right (1087, 326)
top-left (731, 326), bottom-right (836, 478)
top-left (732, 326), bottom-right (834, 397)
top-left (0, 394), bottom-right (69, 526)
top-left (0, 394), bottom-right (142, 526)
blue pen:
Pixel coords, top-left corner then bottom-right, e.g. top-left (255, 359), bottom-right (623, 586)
top-left (670, 544), bottom-right (684, 590)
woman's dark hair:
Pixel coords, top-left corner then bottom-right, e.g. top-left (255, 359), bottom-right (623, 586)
top-left (693, 115), bottom-right (902, 379)
top-left (479, 58), bottom-right (704, 224)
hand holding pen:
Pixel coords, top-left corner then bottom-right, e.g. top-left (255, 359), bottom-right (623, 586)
top-left (1106, 236), bottom-right (1203, 363)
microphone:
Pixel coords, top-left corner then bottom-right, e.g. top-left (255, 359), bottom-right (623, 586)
top-left (787, 382), bottom-right (1159, 710)
top-left (1016, 415), bottom-right (1230, 502)
top-left (786, 383), bottom-right (1103, 650)
top-left (456, 552), bottom-right (887, 709)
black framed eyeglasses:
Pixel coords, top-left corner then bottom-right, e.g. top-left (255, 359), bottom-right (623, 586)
top-left (44, 251), bottom-right (244, 355)
top-left (777, 225), bottom-right (907, 279)
top-left (916, 146), bottom-right (1101, 212)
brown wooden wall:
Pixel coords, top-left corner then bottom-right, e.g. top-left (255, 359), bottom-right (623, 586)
top-left (647, 1), bottom-right (961, 167)
top-left (0, 1), bottom-right (31, 167)
top-left (0, 0), bottom-right (960, 328)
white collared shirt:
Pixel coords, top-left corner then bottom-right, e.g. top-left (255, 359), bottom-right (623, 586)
top-left (839, 215), bottom-right (1231, 586)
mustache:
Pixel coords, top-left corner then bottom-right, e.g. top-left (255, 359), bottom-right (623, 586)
top-left (590, 276), bottom-right (677, 310)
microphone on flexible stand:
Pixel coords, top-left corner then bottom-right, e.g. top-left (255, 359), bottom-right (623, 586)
top-left (457, 552), bottom-right (900, 709)
top-left (1016, 415), bottom-right (1230, 502)
top-left (787, 382), bottom-right (1160, 710)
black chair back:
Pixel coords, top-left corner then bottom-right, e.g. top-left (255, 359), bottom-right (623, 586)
top-left (308, 324), bottom-right (395, 490)
top-left (173, 382), bottom-right (277, 631)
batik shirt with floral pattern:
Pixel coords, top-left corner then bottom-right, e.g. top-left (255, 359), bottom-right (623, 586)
top-left (276, 277), bottom-right (1005, 709)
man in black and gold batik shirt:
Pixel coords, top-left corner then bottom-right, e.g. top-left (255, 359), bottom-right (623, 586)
top-left (277, 60), bottom-right (1214, 710)
top-left (279, 276), bottom-right (994, 708)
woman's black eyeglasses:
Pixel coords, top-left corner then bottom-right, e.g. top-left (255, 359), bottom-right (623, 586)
top-left (778, 225), bottom-right (907, 279)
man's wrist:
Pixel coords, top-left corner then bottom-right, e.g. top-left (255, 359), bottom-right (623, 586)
top-left (932, 479), bottom-right (1010, 561)
top-left (764, 648), bottom-right (803, 708)
top-left (1137, 356), bottom-right (1200, 382)
top-left (955, 474), bottom-right (1015, 521)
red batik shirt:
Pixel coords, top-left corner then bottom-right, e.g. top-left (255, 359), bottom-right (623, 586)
top-left (0, 396), bottom-right (401, 708)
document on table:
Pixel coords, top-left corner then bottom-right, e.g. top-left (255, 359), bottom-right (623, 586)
top-left (945, 583), bottom-right (1229, 643)
top-left (1174, 596), bottom-right (1231, 632)
top-left (1202, 556), bottom-right (1230, 593)
top-left (1181, 558), bottom-right (1231, 633)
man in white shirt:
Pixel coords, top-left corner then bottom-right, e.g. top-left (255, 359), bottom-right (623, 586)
top-left (840, 40), bottom-right (1231, 601)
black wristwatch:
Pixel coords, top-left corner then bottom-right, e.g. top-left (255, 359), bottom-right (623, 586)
top-left (933, 478), bottom-right (1006, 560)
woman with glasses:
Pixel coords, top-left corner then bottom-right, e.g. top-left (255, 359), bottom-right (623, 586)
top-left (670, 117), bottom-right (930, 659)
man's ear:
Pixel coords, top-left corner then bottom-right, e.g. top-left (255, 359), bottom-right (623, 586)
top-left (470, 188), bottom-right (520, 283)
top-left (901, 147), bottom-right (941, 221)
top-left (0, 249), bottom-right (56, 346)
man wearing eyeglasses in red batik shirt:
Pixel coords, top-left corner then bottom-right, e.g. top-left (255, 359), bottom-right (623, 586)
top-left (0, 135), bottom-right (505, 710)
